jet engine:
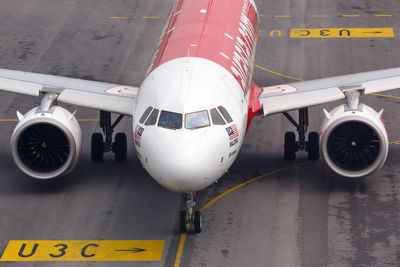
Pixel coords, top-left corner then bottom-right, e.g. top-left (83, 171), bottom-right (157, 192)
top-left (320, 103), bottom-right (388, 178)
top-left (10, 105), bottom-right (82, 179)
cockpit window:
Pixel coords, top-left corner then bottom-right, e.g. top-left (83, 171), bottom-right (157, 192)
top-left (158, 110), bottom-right (182, 129)
top-left (185, 110), bottom-right (211, 129)
top-left (217, 106), bottom-right (233, 123)
top-left (139, 106), bottom-right (153, 124)
top-left (145, 108), bottom-right (159, 126)
top-left (210, 108), bottom-right (225, 125)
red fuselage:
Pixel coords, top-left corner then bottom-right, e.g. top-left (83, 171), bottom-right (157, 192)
top-left (146, 0), bottom-right (261, 129)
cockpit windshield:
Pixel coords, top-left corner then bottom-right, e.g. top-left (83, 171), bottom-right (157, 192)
top-left (144, 106), bottom-right (231, 130)
top-left (185, 110), bottom-right (210, 129)
top-left (158, 111), bottom-right (182, 129)
top-left (139, 106), bottom-right (153, 124)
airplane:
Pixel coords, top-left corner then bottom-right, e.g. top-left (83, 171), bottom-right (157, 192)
top-left (0, 0), bottom-right (399, 233)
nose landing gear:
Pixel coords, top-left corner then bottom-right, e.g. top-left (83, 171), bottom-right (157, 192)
top-left (180, 192), bottom-right (202, 233)
top-left (91, 111), bottom-right (127, 162)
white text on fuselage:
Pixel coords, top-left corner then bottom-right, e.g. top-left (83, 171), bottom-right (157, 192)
top-left (231, 0), bottom-right (256, 92)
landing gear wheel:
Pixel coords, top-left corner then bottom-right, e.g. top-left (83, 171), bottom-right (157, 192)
top-left (194, 211), bottom-right (202, 233)
top-left (179, 211), bottom-right (187, 233)
top-left (91, 133), bottom-right (104, 162)
top-left (284, 131), bottom-right (296, 161)
top-left (114, 132), bottom-right (127, 162)
top-left (307, 132), bottom-right (320, 160)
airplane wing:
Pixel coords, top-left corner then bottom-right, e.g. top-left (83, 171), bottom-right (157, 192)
top-left (258, 67), bottom-right (400, 116)
top-left (0, 68), bottom-right (138, 116)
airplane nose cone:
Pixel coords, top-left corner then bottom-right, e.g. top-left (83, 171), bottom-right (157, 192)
top-left (148, 142), bottom-right (218, 192)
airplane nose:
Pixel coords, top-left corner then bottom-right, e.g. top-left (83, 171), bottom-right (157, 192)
top-left (148, 141), bottom-right (218, 192)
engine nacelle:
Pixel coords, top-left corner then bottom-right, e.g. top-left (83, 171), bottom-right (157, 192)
top-left (320, 103), bottom-right (389, 178)
top-left (10, 106), bottom-right (82, 179)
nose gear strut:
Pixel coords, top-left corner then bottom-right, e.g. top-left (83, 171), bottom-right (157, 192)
top-left (180, 192), bottom-right (202, 233)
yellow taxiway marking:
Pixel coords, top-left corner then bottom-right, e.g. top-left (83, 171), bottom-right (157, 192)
top-left (290, 28), bottom-right (394, 38)
top-left (274, 15), bottom-right (292, 18)
top-left (372, 93), bottom-right (400, 99)
top-left (0, 240), bottom-right (165, 262)
top-left (375, 14), bottom-right (393, 17)
top-left (341, 14), bottom-right (360, 17)
top-left (390, 141), bottom-right (400, 144)
top-left (309, 15), bottom-right (327, 18)
top-left (200, 162), bottom-right (309, 212)
top-left (109, 17), bottom-right (129, 19)
top-left (174, 161), bottom-right (310, 267)
top-left (142, 16), bottom-right (160, 19)
top-left (255, 65), bottom-right (304, 81)
top-left (173, 234), bottom-right (187, 267)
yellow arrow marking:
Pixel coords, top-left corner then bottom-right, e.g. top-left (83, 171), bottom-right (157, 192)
top-left (290, 28), bottom-right (394, 38)
top-left (0, 240), bottom-right (164, 261)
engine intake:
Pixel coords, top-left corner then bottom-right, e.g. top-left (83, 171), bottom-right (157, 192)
top-left (11, 106), bottom-right (82, 179)
top-left (321, 104), bottom-right (388, 178)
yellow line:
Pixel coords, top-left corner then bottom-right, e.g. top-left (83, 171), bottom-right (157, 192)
top-left (372, 93), bottom-right (400, 99)
top-left (0, 119), bottom-right (18, 122)
top-left (341, 14), bottom-right (360, 17)
top-left (173, 234), bottom-right (187, 267)
top-left (142, 16), bottom-right (160, 19)
top-left (375, 14), bottom-right (392, 17)
top-left (255, 65), bottom-right (304, 82)
top-left (309, 15), bottom-right (327, 18)
top-left (109, 17), bottom-right (128, 19)
top-left (274, 15), bottom-right (292, 18)
top-left (200, 161), bottom-right (309, 212)
top-left (390, 141), bottom-right (400, 144)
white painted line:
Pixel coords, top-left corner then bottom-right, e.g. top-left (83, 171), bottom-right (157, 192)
top-left (220, 52), bottom-right (230, 60)
top-left (224, 33), bottom-right (234, 40)
top-left (167, 27), bottom-right (175, 34)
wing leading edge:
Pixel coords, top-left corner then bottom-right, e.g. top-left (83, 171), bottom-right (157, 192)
top-left (258, 67), bottom-right (400, 116)
top-left (0, 68), bottom-right (138, 116)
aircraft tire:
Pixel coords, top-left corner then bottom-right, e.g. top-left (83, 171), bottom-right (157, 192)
top-left (307, 132), bottom-right (320, 160)
top-left (91, 133), bottom-right (104, 162)
top-left (194, 211), bottom-right (202, 233)
top-left (284, 131), bottom-right (296, 161)
top-left (114, 133), bottom-right (127, 162)
top-left (180, 211), bottom-right (187, 233)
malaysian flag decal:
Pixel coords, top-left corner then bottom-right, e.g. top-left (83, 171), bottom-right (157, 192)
top-left (135, 125), bottom-right (144, 141)
top-left (226, 124), bottom-right (238, 140)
